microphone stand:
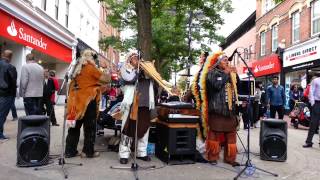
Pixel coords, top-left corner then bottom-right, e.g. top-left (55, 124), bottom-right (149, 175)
top-left (233, 49), bottom-right (278, 180)
top-left (110, 50), bottom-right (156, 180)
top-left (34, 53), bottom-right (82, 179)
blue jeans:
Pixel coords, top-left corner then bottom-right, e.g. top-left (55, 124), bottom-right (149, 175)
top-left (11, 101), bottom-right (18, 118)
top-left (0, 96), bottom-right (14, 137)
top-left (23, 97), bottom-right (42, 115)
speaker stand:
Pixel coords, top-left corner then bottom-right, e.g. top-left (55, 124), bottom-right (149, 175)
top-left (233, 49), bottom-right (278, 180)
top-left (34, 63), bottom-right (82, 179)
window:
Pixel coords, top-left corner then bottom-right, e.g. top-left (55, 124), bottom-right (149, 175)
top-left (55, 0), bottom-right (59, 20)
top-left (244, 48), bottom-right (249, 60)
top-left (41, 0), bottom-right (47, 11)
top-left (292, 11), bottom-right (300, 43)
top-left (311, 0), bottom-right (320, 36)
top-left (262, 0), bottom-right (275, 14)
top-left (271, 25), bottom-right (278, 52)
top-left (249, 45), bottom-right (253, 60)
top-left (260, 31), bottom-right (266, 56)
top-left (65, 0), bottom-right (70, 27)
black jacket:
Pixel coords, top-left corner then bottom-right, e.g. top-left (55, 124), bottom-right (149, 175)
top-left (43, 78), bottom-right (55, 99)
top-left (0, 59), bottom-right (17, 96)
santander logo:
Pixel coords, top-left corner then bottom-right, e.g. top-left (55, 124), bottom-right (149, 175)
top-left (253, 62), bottom-right (275, 73)
top-left (7, 20), bottom-right (17, 37)
top-left (6, 20), bottom-right (47, 50)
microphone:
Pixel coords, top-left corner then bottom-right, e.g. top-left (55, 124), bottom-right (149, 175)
top-left (228, 49), bottom-right (238, 61)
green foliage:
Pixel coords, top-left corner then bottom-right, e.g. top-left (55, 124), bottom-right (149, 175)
top-left (99, 0), bottom-right (233, 78)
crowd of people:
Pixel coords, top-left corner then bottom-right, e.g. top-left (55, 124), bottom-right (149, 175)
top-left (0, 50), bottom-right (60, 140)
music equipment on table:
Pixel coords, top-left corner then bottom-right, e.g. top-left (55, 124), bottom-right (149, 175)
top-left (260, 119), bottom-right (287, 162)
top-left (238, 80), bottom-right (255, 102)
top-left (156, 102), bottom-right (199, 165)
top-left (17, 115), bottom-right (50, 167)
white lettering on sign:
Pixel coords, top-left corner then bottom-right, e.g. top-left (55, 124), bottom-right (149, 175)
top-left (7, 20), bottom-right (47, 50)
top-left (254, 62), bottom-right (275, 73)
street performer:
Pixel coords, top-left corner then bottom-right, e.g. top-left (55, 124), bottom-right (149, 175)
top-left (118, 52), bottom-right (156, 164)
top-left (192, 51), bottom-right (240, 166)
top-left (65, 49), bottom-right (111, 158)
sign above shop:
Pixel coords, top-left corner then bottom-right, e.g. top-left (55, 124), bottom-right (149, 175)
top-left (283, 38), bottom-right (320, 67)
top-left (0, 9), bottom-right (72, 63)
top-left (251, 54), bottom-right (281, 77)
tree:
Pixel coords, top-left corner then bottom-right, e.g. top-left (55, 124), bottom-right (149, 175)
top-left (99, 0), bottom-right (232, 79)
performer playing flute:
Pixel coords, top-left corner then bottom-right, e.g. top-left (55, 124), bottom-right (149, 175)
top-left (118, 52), bottom-right (156, 164)
top-left (192, 52), bottom-right (240, 166)
top-left (65, 49), bottom-right (111, 158)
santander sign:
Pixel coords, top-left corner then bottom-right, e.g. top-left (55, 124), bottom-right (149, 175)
top-left (7, 20), bottom-right (48, 50)
top-left (251, 54), bottom-right (281, 77)
top-left (0, 9), bottom-right (72, 63)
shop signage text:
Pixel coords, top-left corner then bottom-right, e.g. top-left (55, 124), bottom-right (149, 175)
top-left (251, 54), bottom-right (281, 77)
top-left (283, 38), bottom-right (320, 67)
top-left (0, 9), bottom-right (72, 63)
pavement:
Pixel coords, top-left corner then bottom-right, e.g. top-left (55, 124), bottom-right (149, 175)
top-left (1, 106), bottom-right (320, 180)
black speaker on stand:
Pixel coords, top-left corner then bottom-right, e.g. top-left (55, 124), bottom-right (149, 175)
top-left (17, 115), bottom-right (50, 167)
top-left (260, 118), bottom-right (287, 162)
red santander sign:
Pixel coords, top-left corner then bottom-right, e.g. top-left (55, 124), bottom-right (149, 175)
top-left (251, 54), bottom-right (281, 77)
top-left (0, 9), bottom-right (72, 63)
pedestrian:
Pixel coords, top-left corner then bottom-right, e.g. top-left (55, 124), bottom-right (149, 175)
top-left (289, 84), bottom-right (303, 111)
top-left (42, 69), bottom-right (59, 126)
top-left (49, 70), bottom-right (59, 104)
top-left (303, 76), bottom-right (320, 148)
top-left (266, 76), bottom-right (286, 119)
top-left (19, 53), bottom-right (44, 115)
top-left (10, 101), bottom-right (18, 121)
top-left (0, 50), bottom-right (17, 140)
top-left (253, 82), bottom-right (263, 127)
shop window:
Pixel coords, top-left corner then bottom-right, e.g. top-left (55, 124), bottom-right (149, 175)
top-left (311, 0), bottom-right (320, 36)
top-left (292, 11), bottom-right (300, 43)
top-left (55, 0), bottom-right (59, 20)
top-left (65, 0), bottom-right (70, 27)
top-left (260, 31), bottom-right (266, 56)
top-left (271, 25), bottom-right (278, 52)
top-left (41, 0), bottom-right (47, 11)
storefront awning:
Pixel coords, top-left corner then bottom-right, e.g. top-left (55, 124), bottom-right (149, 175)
top-left (0, 9), bottom-right (72, 63)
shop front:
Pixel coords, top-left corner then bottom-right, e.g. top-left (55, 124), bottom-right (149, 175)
top-left (282, 37), bottom-right (320, 109)
top-left (0, 1), bottom-right (76, 107)
top-left (251, 54), bottom-right (282, 87)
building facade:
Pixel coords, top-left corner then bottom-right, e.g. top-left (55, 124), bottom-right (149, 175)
top-left (256, 0), bottom-right (320, 109)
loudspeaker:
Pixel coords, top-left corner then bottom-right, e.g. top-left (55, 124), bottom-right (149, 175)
top-left (17, 115), bottom-right (50, 167)
top-left (260, 119), bottom-right (287, 162)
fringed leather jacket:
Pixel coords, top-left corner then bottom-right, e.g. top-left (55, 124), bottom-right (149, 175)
top-left (206, 68), bottom-right (237, 117)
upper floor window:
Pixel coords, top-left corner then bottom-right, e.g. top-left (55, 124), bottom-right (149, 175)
top-left (55, 0), bottom-right (59, 20)
top-left (262, 0), bottom-right (275, 14)
top-left (311, 0), bottom-right (320, 36)
top-left (41, 0), bottom-right (47, 11)
top-left (260, 31), bottom-right (266, 56)
top-left (271, 25), bottom-right (278, 52)
top-left (292, 11), bottom-right (300, 43)
top-left (65, 0), bottom-right (70, 27)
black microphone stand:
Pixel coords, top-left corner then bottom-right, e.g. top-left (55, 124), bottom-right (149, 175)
top-left (233, 49), bottom-right (278, 180)
top-left (34, 54), bottom-right (82, 179)
top-left (110, 49), bottom-right (156, 180)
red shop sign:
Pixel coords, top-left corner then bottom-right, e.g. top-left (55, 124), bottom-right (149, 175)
top-left (251, 54), bottom-right (281, 77)
top-left (0, 9), bottom-right (72, 63)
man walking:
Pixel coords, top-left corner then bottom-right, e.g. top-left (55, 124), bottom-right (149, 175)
top-left (0, 50), bottom-right (17, 140)
top-left (42, 69), bottom-right (59, 126)
top-left (267, 76), bottom-right (286, 119)
top-left (20, 53), bottom-right (44, 115)
top-left (303, 76), bottom-right (320, 148)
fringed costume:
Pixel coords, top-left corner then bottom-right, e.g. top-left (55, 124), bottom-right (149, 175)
top-left (65, 49), bottom-right (111, 158)
top-left (192, 51), bottom-right (239, 165)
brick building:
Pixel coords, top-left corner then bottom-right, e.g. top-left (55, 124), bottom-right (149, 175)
top-left (256, 0), bottom-right (320, 109)
top-left (99, 3), bottom-right (120, 73)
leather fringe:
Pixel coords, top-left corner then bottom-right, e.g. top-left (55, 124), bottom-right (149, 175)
top-left (207, 140), bottom-right (220, 155)
top-left (227, 143), bottom-right (237, 157)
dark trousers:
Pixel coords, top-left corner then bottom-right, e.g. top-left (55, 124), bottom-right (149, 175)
top-left (270, 105), bottom-right (284, 119)
top-left (23, 97), bottom-right (42, 115)
top-left (65, 100), bottom-right (97, 157)
top-left (11, 101), bottom-right (18, 118)
top-left (42, 98), bottom-right (57, 125)
top-left (0, 96), bottom-right (14, 137)
top-left (305, 101), bottom-right (320, 144)
top-left (253, 101), bottom-right (260, 124)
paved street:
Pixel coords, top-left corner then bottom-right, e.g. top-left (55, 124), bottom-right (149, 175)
top-left (0, 106), bottom-right (320, 180)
